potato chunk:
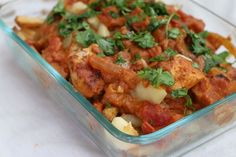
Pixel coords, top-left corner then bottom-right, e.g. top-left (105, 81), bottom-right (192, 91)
top-left (15, 16), bottom-right (44, 28)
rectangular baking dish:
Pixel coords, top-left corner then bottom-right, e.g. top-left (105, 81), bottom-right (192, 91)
top-left (1, 0), bottom-right (236, 156)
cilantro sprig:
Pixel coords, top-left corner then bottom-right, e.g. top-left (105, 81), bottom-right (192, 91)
top-left (149, 48), bottom-right (177, 62)
top-left (116, 54), bottom-right (126, 65)
top-left (138, 68), bottom-right (175, 87)
top-left (171, 88), bottom-right (195, 110)
top-left (204, 51), bottom-right (229, 73)
top-left (171, 88), bottom-right (188, 98)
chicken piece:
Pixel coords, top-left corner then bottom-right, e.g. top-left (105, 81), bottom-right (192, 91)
top-left (88, 55), bottom-right (140, 89)
top-left (159, 56), bottom-right (205, 89)
top-left (191, 75), bottom-right (236, 106)
top-left (41, 35), bottom-right (70, 78)
top-left (68, 45), bottom-right (105, 98)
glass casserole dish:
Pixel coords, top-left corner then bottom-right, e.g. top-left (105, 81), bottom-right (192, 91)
top-left (1, 0), bottom-right (236, 156)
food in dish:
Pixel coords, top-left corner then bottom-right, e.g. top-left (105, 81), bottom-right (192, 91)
top-left (14, 0), bottom-right (236, 135)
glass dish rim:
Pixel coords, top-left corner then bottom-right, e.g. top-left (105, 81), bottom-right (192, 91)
top-left (1, 0), bottom-right (236, 145)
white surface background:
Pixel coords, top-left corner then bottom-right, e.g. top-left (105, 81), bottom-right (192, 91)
top-left (0, 0), bottom-right (236, 157)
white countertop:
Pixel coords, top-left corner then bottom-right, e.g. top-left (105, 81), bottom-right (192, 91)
top-left (0, 0), bottom-right (236, 157)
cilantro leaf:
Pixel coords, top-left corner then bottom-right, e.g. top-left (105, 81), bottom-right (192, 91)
top-left (165, 13), bottom-right (179, 38)
top-left (168, 28), bottom-right (180, 39)
top-left (164, 48), bottom-right (177, 57)
top-left (46, 0), bottom-right (65, 23)
top-left (149, 55), bottom-right (167, 62)
top-left (184, 26), bottom-right (211, 55)
top-left (125, 32), bottom-right (156, 48)
top-left (76, 29), bottom-right (97, 47)
top-left (147, 17), bottom-right (168, 32)
top-left (204, 51), bottom-right (229, 73)
top-left (171, 88), bottom-right (188, 98)
top-left (116, 54), bottom-right (126, 64)
top-left (192, 62), bottom-right (200, 69)
top-left (96, 38), bottom-right (115, 56)
top-left (149, 48), bottom-right (177, 62)
top-left (143, 2), bottom-right (168, 16)
top-left (185, 95), bottom-right (194, 110)
top-left (138, 68), bottom-right (175, 87)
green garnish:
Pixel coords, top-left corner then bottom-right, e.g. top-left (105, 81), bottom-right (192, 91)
top-left (149, 55), bottom-right (167, 62)
top-left (168, 28), bottom-right (180, 39)
top-left (164, 48), bottom-right (177, 57)
top-left (96, 53), bottom-right (106, 57)
top-left (76, 29), bottom-right (97, 47)
top-left (192, 62), bottom-right (200, 69)
top-left (185, 95), bottom-right (194, 110)
top-left (171, 88), bottom-right (195, 110)
top-left (126, 31), bottom-right (156, 48)
top-left (147, 17), bottom-right (168, 32)
top-left (134, 53), bottom-right (142, 60)
top-left (149, 48), bottom-right (177, 62)
top-left (204, 51), bottom-right (229, 73)
top-left (184, 26), bottom-right (210, 55)
top-left (165, 13), bottom-right (179, 38)
top-left (109, 11), bottom-right (119, 18)
top-left (116, 54), bottom-right (126, 65)
top-left (46, 0), bottom-right (65, 24)
top-left (96, 38), bottom-right (116, 56)
top-left (109, 0), bottom-right (131, 15)
top-left (142, 2), bottom-right (169, 16)
top-left (138, 68), bottom-right (175, 87)
top-left (171, 88), bottom-right (188, 98)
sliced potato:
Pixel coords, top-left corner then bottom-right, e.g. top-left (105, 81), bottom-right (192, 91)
top-left (112, 117), bottom-right (139, 136)
top-left (97, 24), bottom-right (110, 37)
top-left (15, 16), bottom-right (44, 28)
top-left (103, 107), bottom-right (119, 121)
top-left (133, 83), bottom-right (167, 104)
top-left (87, 17), bottom-right (100, 29)
top-left (71, 2), bottom-right (88, 14)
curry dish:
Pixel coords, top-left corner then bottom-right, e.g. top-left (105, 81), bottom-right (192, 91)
top-left (14, 0), bottom-right (236, 135)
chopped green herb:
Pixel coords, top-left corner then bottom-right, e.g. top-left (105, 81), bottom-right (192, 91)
top-left (109, 0), bottom-right (131, 15)
top-left (138, 68), bottom-right (175, 87)
top-left (116, 54), bottom-right (126, 64)
top-left (192, 62), bottom-right (200, 69)
top-left (125, 31), bottom-right (156, 48)
top-left (168, 28), bottom-right (180, 39)
top-left (143, 2), bottom-right (168, 16)
top-left (77, 9), bottom-right (99, 19)
top-left (97, 53), bottom-right (106, 57)
top-left (109, 11), bottom-right (119, 18)
top-left (164, 48), bottom-right (177, 57)
top-left (184, 26), bottom-right (211, 55)
top-left (149, 55), bottom-right (167, 62)
top-left (46, 0), bottom-right (65, 23)
top-left (165, 13), bottom-right (179, 38)
top-left (134, 53), bottom-right (142, 60)
top-left (97, 38), bottom-right (115, 56)
top-left (147, 17), bottom-right (168, 32)
top-left (131, 0), bottom-right (145, 9)
top-left (171, 88), bottom-right (188, 98)
top-left (149, 48), bottom-right (177, 62)
top-left (204, 51), bottom-right (229, 73)
top-left (76, 29), bottom-right (97, 47)
top-left (185, 95), bottom-right (194, 110)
